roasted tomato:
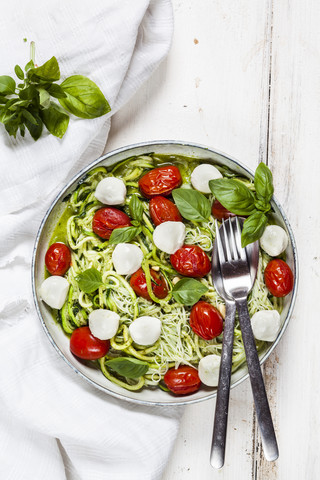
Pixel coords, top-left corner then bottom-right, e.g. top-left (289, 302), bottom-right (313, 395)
top-left (130, 267), bottom-right (168, 301)
top-left (70, 326), bottom-right (110, 360)
top-left (211, 199), bottom-right (235, 221)
top-left (138, 165), bottom-right (182, 198)
top-left (170, 245), bottom-right (211, 277)
top-left (45, 242), bottom-right (71, 276)
top-left (92, 207), bottom-right (131, 239)
top-left (190, 301), bottom-right (223, 340)
top-left (264, 259), bottom-right (294, 297)
top-left (149, 196), bottom-right (182, 225)
top-left (164, 366), bottom-right (201, 395)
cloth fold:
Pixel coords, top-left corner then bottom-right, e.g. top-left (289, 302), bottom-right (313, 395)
top-left (0, 2), bottom-right (181, 479)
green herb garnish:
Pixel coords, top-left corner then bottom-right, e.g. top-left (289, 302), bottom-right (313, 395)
top-left (210, 162), bottom-right (274, 247)
top-left (0, 42), bottom-right (110, 140)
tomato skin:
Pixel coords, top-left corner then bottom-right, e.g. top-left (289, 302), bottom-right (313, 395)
top-left (211, 200), bottom-right (235, 221)
top-left (70, 326), bottom-right (110, 360)
top-left (170, 245), bottom-right (211, 277)
top-left (149, 196), bottom-right (182, 225)
top-left (92, 207), bottom-right (131, 239)
top-left (164, 366), bottom-right (201, 395)
top-left (264, 259), bottom-right (294, 297)
top-left (130, 268), bottom-right (168, 300)
top-left (45, 242), bottom-right (71, 276)
top-left (190, 301), bottom-right (223, 340)
top-left (139, 165), bottom-right (182, 198)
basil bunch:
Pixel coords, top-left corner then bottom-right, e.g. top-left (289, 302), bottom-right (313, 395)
top-left (0, 45), bottom-right (110, 140)
top-left (108, 195), bottom-right (144, 245)
top-left (209, 163), bottom-right (274, 247)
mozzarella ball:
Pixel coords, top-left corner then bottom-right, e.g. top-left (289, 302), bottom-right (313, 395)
top-left (94, 177), bottom-right (126, 205)
top-left (112, 243), bottom-right (143, 275)
top-left (251, 310), bottom-right (281, 342)
top-left (88, 309), bottom-right (120, 340)
top-left (153, 221), bottom-right (186, 254)
top-left (129, 316), bottom-right (162, 346)
top-left (259, 225), bottom-right (288, 257)
top-left (191, 164), bottom-right (223, 194)
top-left (39, 276), bottom-right (69, 310)
top-left (198, 354), bottom-right (221, 387)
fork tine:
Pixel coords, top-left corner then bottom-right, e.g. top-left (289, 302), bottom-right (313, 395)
top-left (215, 220), bottom-right (226, 264)
top-left (235, 217), bottom-right (247, 261)
top-left (222, 220), bottom-right (232, 262)
top-left (228, 218), bottom-right (238, 260)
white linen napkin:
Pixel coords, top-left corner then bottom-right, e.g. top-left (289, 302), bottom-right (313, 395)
top-left (0, 2), bottom-right (182, 479)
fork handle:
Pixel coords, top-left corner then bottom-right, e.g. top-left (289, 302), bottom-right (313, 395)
top-left (236, 298), bottom-right (279, 462)
top-left (210, 300), bottom-right (237, 468)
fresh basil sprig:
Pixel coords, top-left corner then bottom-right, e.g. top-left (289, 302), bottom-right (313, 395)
top-left (76, 267), bottom-right (103, 293)
top-left (0, 42), bottom-right (110, 140)
top-left (105, 357), bottom-right (149, 379)
top-left (108, 226), bottom-right (142, 245)
top-left (129, 195), bottom-right (144, 222)
top-left (172, 278), bottom-right (208, 306)
top-left (108, 195), bottom-right (145, 245)
top-left (172, 188), bottom-right (211, 222)
top-left (209, 163), bottom-right (274, 247)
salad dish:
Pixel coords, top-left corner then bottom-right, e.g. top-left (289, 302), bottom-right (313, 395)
top-left (32, 141), bottom-right (297, 405)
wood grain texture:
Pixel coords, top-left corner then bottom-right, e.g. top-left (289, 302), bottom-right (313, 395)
top-left (106, 0), bottom-right (320, 478)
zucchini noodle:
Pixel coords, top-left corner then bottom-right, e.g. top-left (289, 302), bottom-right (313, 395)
top-left (51, 154), bottom-right (283, 391)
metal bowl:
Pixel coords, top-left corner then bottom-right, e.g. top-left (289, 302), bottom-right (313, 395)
top-left (32, 140), bottom-right (298, 406)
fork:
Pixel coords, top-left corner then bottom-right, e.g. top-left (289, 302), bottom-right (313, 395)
top-left (215, 217), bottom-right (279, 462)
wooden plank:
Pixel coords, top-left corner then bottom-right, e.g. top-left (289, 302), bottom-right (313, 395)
top-left (256, 0), bottom-right (320, 478)
top-left (106, 0), bottom-right (276, 478)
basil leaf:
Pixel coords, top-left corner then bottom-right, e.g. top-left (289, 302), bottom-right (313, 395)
top-left (59, 75), bottom-right (111, 119)
top-left (209, 178), bottom-right (256, 215)
top-left (38, 88), bottom-right (51, 108)
top-left (76, 267), bottom-right (103, 293)
top-left (129, 195), bottom-right (144, 222)
top-left (21, 109), bottom-right (38, 125)
top-left (172, 188), bottom-right (211, 222)
top-left (24, 59), bottom-right (34, 72)
top-left (19, 85), bottom-right (38, 101)
top-left (241, 212), bottom-right (268, 247)
top-left (24, 109), bottom-right (43, 140)
top-left (14, 65), bottom-right (24, 80)
top-left (0, 76), bottom-right (16, 95)
top-left (106, 357), bottom-right (149, 379)
top-left (41, 103), bottom-right (69, 138)
top-left (108, 226), bottom-right (141, 245)
top-left (31, 56), bottom-right (60, 81)
top-left (5, 117), bottom-right (19, 137)
top-left (254, 163), bottom-right (274, 208)
top-left (172, 278), bottom-right (208, 306)
top-left (47, 83), bottom-right (67, 99)
top-left (0, 96), bottom-right (8, 105)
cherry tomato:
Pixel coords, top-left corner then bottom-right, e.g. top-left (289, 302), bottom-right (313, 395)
top-left (264, 259), bottom-right (294, 297)
top-left (170, 245), bottom-right (211, 277)
top-left (149, 196), bottom-right (182, 225)
top-left (211, 199), bottom-right (235, 221)
top-left (190, 301), bottom-right (223, 340)
top-left (45, 242), bottom-right (71, 276)
top-left (92, 207), bottom-right (131, 239)
top-left (139, 165), bottom-right (182, 198)
top-left (164, 366), bottom-right (201, 395)
top-left (130, 268), bottom-right (168, 300)
top-left (70, 326), bottom-right (110, 360)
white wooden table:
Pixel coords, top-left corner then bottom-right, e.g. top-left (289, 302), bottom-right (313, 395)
top-left (106, 1), bottom-right (320, 478)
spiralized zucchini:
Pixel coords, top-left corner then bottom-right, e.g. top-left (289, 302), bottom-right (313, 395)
top-left (52, 154), bottom-right (282, 391)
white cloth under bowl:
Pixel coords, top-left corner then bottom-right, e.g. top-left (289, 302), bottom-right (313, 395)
top-left (0, 2), bottom-right (181, 479)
